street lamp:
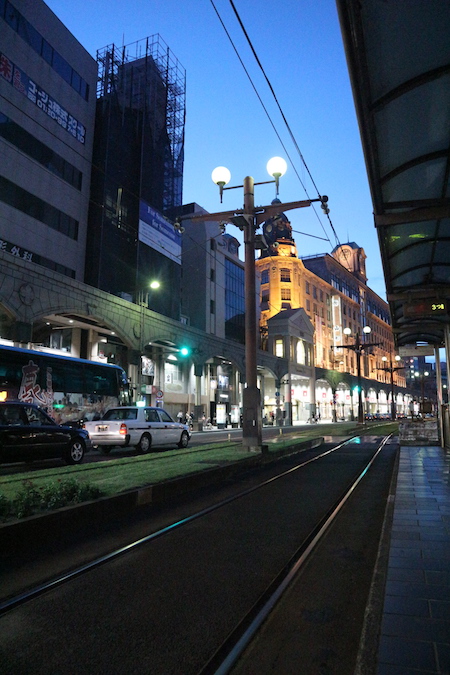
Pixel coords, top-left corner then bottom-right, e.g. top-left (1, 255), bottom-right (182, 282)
top-left (137, 280), bottom-right (161, 403)
top-left (191, 159), bottom-right (327, 451)
top-left (266, 157), bottom-right (287, 196)
top-left (137, 279), bottom-right (161, 307)
top-left (414, 369), bottom-right (430, 410)
top-left (211, 166), bottom-right (231, 202)
top-left (380, 354), bottom-right (404, 420)
top-left (337, 326), bottom-right (379, 424)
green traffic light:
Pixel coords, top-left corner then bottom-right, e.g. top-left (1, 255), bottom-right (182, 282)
top-left (180, 346), bottom-right (190, 356)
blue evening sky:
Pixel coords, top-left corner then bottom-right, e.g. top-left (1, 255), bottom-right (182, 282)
top-left (45, 0), bottom-right (387, 299)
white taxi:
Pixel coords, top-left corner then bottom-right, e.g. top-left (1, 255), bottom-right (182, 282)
top-left (83, 406), bottom-right (190, 454)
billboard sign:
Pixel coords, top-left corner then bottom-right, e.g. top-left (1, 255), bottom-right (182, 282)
top-left (0, 52), bottom-right (86, 144)
top-left (139, 201), bottom-right (181, 265)
top-left (332, 295), bottom-right (343, 353)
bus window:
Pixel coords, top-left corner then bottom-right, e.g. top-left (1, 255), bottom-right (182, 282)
top-left (85, 363), bottom-right (118, 397)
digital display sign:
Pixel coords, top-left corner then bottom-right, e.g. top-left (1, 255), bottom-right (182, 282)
top-left (403, 300), bottom-right (448, 317)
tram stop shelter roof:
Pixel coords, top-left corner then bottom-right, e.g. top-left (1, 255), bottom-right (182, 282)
top-left (336, 0), bottom-right (450, 347)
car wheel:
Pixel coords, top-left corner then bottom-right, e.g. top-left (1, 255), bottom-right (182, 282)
top-left (137, 433), bottom-right (151, 453)
top-left (100, 446), bottom-right (112, 455)
top-left (65, 438), bottom-right (85, 465)
top-left (177, 431), bottom-right (189, 449)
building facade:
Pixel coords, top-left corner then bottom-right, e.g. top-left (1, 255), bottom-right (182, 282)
top-left (174, 203), bottom-right (246, 343)
top-left (86, 37), bottom-right (186, 322)
top-left (0, 0), bottom-right (97, 342)
top-left (257, 211), bottom-right (410, 422)
top-left (0, 1), bottom-right (414, 427)
top-left (0, 1), bottom-right (283, 425)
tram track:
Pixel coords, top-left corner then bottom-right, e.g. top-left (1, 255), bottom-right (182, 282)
top-left (0, 434), bottom-right (398, 675)
top-left (0, 436), bottom-right (354, 616)
top-left (201, 434), bottom-right (393, 675)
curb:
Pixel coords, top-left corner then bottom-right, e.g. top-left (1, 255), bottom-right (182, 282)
top-left (1, 437), bottom-right (324, 552)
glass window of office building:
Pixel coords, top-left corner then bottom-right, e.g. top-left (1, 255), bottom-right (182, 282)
top-left (225, 259), bottom-right (245, 343)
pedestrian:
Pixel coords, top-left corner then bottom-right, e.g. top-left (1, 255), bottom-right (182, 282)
top-left (177, 410), bottom-right (183, 422)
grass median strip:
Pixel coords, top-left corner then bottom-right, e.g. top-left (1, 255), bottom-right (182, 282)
top-left (0, 422), bottom-right (398, 517)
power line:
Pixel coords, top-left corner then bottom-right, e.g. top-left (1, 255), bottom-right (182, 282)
top-left (209, 0), bottom-right (342, 250)
top-left (228, 0), bottom-right (342, 249)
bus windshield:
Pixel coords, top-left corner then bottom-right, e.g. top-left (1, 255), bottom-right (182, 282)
top-left (0, 345), bottom-right (130, 425)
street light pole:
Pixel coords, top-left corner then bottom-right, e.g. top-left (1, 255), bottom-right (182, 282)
top-left (355, 331), bottom-right (364, 423)
top-left (241, 176), bottom-right (262, 448)
top-left (414, 369), bottom-right (430, 411)
top-left (336, 326), bottom-right (380, 424)
top-left (188, 160), bottom-right (328, 451)
top-left (136, 280), bottom-right (161, 404)
top-left (379, 355), bottom-right (403, 420)
top-left (243, 176), bottom-right (256, 392)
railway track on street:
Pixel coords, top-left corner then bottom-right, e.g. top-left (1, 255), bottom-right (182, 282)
top-left (0, 433), bottom-right (398, 674)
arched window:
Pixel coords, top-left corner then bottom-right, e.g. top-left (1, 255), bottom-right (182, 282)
top-left (296, 339), bottom-right (306, 365)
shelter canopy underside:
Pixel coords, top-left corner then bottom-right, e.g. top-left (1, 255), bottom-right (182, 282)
top-left (336, 0), bottom-right (450, 346)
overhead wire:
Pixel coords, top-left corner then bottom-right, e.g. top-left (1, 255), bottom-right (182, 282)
top-left (209, 0), bottom-right (342, 250)
top-left (229, 0), bottom-right (342, 249)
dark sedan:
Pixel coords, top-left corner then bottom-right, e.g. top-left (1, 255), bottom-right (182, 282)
top-left (0, 401), bottom-right (91, 465)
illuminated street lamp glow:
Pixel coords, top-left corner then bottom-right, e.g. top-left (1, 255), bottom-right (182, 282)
top-left (211, 166), bottom-right (231, 202)
top-left (267, 156), bottom-right (287, 196)
top-left (266, 156), bottom-right (287, 179)
top-left (211, 166), bottom-right (231, 186)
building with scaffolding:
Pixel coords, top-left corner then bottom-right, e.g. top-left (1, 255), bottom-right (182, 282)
top-left (86, 36), bottom-right (186, 320)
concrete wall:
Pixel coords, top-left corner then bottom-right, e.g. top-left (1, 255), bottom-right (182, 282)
top-left (399, 419), bottom-right (440, 446)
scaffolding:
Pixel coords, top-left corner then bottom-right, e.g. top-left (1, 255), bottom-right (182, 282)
top-left (96, 35), bottom-right (186, 212)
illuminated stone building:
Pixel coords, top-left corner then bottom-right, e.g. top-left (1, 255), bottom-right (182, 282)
top-left (257, 207), bottom-right (408, 422)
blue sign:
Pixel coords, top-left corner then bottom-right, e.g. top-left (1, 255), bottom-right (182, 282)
top-left (138, 201), bottom-right (181, 265)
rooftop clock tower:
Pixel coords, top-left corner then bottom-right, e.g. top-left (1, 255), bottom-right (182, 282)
top-left (333, 243), bottom-right (367, 283)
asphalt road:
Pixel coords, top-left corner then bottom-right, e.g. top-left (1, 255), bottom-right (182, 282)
top-left (0, 436), bottom-right (398, 675)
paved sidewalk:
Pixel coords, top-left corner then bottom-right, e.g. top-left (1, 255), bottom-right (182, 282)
top-left (376, 446), bottom-right (450, 674)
